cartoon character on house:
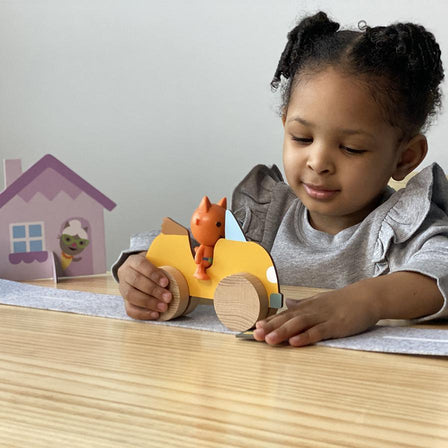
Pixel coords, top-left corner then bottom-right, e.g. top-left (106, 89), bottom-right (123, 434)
top-left (59, 219), bottom-right (90, 271)
top-left (0, 154), bottom-right (116, 281)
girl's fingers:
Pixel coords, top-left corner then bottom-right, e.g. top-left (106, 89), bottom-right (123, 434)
top-left (264, 314), bottom-right (317, 345)
top-left (124, 300), bottom-right (160, 320)
top-left (129, 268), bottom-right (172, 302)
top-left (254, 314), bottom-right (319, 345)
top-left (255, 304), bottom-right (298, 329)
top-left (253, 314), bottom-right (289, 341)
top-left (288, 323), bottom-right (331, 346)
top-left (255, 309), bottom-right (294, 333)
top-left (119, 282), bottom-right (168, 313)
top-left (256, 297), bottom-right (314, 329)
top-left (125, 253), bottom-right (170, 288)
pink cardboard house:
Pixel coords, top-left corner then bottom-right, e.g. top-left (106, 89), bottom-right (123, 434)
top-left (0, 154), bottom-right (116, 281)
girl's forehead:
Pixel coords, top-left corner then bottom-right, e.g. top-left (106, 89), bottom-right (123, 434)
top-left (287, 68), bottom-right (386, 127)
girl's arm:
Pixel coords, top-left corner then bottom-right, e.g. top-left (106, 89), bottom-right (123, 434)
top-left (369, 271), bottom-right (443, 319)
top-left (253, 271), bottom-right (444, 346)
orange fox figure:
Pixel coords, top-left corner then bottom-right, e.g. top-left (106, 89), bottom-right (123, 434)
top-left (190, 196), bottom-right (227, 280)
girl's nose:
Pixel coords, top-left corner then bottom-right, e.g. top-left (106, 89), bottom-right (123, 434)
top-left (306, 144), bottom-right (335, 174)
top-left (71, 243), bottom-right (77, 248)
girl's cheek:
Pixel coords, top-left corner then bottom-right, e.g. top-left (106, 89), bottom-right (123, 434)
top-left (283, 146), bottom-right (294, 166)
top-left (284, 151), bottom-right (302, 175)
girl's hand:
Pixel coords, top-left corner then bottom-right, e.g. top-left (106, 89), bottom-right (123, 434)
top-left (253, 283), bottom-right (380, 346)
top-left (117, 252), bottom-right (172, 320)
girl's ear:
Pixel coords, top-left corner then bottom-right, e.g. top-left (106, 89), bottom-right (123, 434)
top-left (392, 134), bottom-right (428, 181)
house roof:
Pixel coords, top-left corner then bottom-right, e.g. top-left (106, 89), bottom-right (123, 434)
top-left (0, 154), bottom-right (116, 210)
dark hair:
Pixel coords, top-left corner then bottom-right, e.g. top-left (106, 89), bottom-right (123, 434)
top-left (271, 11), bottom-right (444, 139)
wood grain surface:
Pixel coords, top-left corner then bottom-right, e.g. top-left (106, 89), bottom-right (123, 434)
top-left (0, 274), bottom-right (446, 447)
top-left (213, 272), bottom-right (268, 331)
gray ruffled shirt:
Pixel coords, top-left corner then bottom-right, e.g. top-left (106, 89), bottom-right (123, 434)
top-left (231, 163), bottom-right (448, 321)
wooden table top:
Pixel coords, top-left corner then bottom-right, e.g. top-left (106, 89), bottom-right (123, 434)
top-left (1, 274), bottom-right (447, 447)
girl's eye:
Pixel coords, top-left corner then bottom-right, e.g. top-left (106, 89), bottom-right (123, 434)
top-left (292, 136), bottom-right (313, 144)
top-left (341, 145), bottom-right (367, 154)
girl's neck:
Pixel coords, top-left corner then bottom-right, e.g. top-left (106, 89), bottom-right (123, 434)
top-left (308, 212), bottom-right (361, 235)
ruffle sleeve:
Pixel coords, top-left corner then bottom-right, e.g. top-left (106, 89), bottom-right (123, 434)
top-left (372, 163), bottom-right (448, 321)
top-left (231, 164), bottom-right (296, 251)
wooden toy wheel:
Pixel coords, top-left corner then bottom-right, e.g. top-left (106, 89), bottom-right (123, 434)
top-left (158, 266), bottom-right (190, 321)
top-left (213, 273), bottom-right (268, 332)
top-left (182, 297), bottom-right (200, 316)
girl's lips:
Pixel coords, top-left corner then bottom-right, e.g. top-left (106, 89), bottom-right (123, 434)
top-left (302, 183), bottom-right (340, 200)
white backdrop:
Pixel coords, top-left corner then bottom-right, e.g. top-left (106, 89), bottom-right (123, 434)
top-left (1, 0), bottom-right (448, 268)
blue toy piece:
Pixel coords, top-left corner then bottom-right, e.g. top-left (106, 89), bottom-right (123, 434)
top-left (224, 209), bottom-right (247, 242)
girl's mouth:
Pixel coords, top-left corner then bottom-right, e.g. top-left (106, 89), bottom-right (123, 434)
top-left (302, 183), bottom-right (340, 200)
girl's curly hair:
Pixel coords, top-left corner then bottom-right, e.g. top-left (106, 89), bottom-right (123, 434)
top-left (272, 11), bottom-right (444, 139)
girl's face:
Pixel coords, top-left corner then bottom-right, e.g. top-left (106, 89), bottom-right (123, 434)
top-left (282, 67), bottom-right (404, 234)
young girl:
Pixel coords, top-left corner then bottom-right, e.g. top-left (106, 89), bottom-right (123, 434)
top-left (114, 11), bottom-right (448, 346)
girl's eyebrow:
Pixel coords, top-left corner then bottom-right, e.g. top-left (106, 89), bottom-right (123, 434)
top-left (287, 115), bottom-right (375, 140)
top-left (287, 116), bottom-right (314, 126)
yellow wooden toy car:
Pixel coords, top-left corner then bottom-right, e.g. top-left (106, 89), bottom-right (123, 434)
top-left (146, 210), bottom-right (283, 332)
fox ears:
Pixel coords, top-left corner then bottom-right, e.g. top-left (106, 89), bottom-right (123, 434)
top-left (198, 196), bottom-right (211, 212)
top-left (217, 197), bottom-right (227, 209)
top-left (198, 196), bottom-right (227, 212)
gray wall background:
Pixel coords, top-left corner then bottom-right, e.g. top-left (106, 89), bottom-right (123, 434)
top-left (1, 0), bottom-right (448, 269)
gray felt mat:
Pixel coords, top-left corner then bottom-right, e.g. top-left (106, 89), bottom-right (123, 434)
top-left (1, 278), bottom-right (447, 356)
top-left (0, 278), bottom-right (231, 333)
